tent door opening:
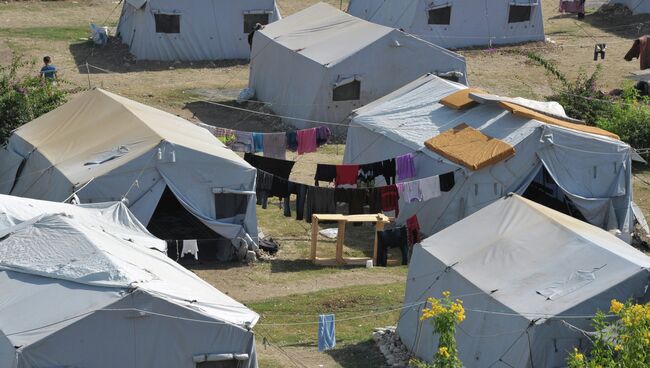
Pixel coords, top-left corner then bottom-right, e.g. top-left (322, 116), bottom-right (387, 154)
top-left (148, 187), bottom-right (227, 261)
top-left (244, 13), bottom-right (270, 33)
top-left (522, 166), bottom-right (586, 222)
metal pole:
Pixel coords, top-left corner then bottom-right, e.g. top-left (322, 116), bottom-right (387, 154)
top-left (85, 61), bottom-right (91, 89)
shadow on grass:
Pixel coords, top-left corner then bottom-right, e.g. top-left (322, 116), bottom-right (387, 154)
top-left (69, 38), bottom-right (248, 74)
top-left (579, 10), bottom-right (650, 40)
top-left (183, 100), bottom-right (283, 132)
top-left (326, 339), bottom-right (387, 368)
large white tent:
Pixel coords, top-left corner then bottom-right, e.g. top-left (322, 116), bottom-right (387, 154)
top-left (608, 0), bottom-right (650, 14)
top-left (117, 0), bottom-right (281, 61)
top-left (347, 0), bottom-right (546, 49)
top-left (248, 2), bottom-right (468, 128)
top-left (0, 88), bottom-right (259, 259)
top-left (344, 74), bottom-right (636, 240)
top-left (398, 194), bottom-right (650, 367)
top-left (0, 194), bottom-right (259, 368)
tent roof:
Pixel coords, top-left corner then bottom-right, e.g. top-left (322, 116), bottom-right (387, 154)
top-left (418, 194), bottom-right (650, 319)
top-left (259, 2), bottom-right (394, 66)
top-left (11, 88), bottom-right (251, 184)
top-left (349, 74), bottom-right (622, 168)
top-left (0, 194), bottom-right (165, 252)
top-left (0, 195), bottom-right (258, 328)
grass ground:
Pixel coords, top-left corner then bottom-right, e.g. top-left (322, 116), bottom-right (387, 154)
top-left (2, 1), bottom-right (650, 367)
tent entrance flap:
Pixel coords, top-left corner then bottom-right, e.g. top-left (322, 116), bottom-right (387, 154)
top-left (522, 166), bottom-right (587, 222)
top-left (148, 187), bottom-right (219, 241)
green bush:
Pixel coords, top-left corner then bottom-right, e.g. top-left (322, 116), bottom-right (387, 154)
top-left (527, 52), bottom-right (650, 150)
top-left (0, 56), bottom-right (69, 145)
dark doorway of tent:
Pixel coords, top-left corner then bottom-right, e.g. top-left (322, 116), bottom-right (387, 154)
top-left (522, 166), bottom-right (586, 222)
top-left (147, 187), bottom-right (232, 263)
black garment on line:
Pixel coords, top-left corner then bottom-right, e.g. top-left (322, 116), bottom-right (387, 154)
top-left (256, 169), bottom-right (274, 209)
top-left (314, 164), bottom-right (337, 186)
top-left (245, 153), bottom-right (294, 198)
top-left (382, 159), bottom-right (396, 185)
top-left (305, 186), bottom-right (336, 223)
top-left (377, 227), bottom-right (409, 267)
top-left (439, 171), bottom-right (455, 192)
top-left (334, 188), bottom-right (367, 216)
top-left (283, 181), bottom-right (308, 221)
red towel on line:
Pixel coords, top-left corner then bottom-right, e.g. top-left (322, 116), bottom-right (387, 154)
top-left (380, 185), bottom-right (399, 217)
top-left (335, 164), bottom-right (359, 187)
top-left (406, 215), bottom-right (420, 246)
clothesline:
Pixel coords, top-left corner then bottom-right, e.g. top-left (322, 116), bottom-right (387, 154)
top-left (198, 122), bottom-right (332, 158)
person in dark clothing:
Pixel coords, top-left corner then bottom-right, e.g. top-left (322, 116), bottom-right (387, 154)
top-left (248, 23), bottom-right (264, 50)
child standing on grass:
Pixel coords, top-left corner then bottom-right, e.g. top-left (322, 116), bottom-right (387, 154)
top-left (40, 56), bottom-right (58, 81)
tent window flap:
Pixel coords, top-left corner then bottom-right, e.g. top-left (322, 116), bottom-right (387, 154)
top-left (214, 192), bottom-right (249, 219)
top-left (428, 6), bottom-right (452, 25)
top-left (333, 80), bottom-right (361, 101)
top-left (508, 5), bottom-right (532, 23)
top-left (244, 13), bottom-right (270, 33)
top-left (155, 13), bottom-right (180, 33)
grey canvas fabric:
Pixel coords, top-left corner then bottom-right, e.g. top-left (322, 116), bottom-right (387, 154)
top-left (398, 194), bottom-right (650, 367)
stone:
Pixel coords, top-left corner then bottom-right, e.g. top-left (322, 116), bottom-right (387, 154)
top-left (245, 250), bottom-right (257, 263)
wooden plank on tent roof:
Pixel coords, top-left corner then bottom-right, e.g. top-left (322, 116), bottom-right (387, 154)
top-left (424, 123), bottom-right (515, 170)
top-left (499, 101), bottom-right (620, 140)
top-left (439, 88), bottom-right (485, 110)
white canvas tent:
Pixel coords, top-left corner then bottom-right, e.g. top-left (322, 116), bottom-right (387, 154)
top-left (248, 2), bottom-right (468, 128)
top-left (344, 74), bottom-right (635, 239)
top-left (0, 194), bottom-right (259, 368)
top-left (608, 0), bottom-right (650, 14)
top-left (398, 194), bottom-right (650, 367)
top-left (117, 0), bottom-right (281, 61)
top-left (347, 0), bottom-right (546, 49)
top-left (0, 88), bottom-right (259, 258)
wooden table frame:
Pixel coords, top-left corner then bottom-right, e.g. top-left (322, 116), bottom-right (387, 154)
top-left (310, 213), bottom-right (392, 266)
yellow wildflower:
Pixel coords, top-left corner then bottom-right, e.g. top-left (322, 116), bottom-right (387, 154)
top-left (442, 291), bottom-right (451, 298)
top-left (610, 299), bottom-right (624, 314)
top-left (438, 346), bottom-right (450, 359)
top-left (614, 344), bottom-right (623, 352)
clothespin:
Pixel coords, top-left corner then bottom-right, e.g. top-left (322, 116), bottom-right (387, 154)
top-left (593, 43), bottom-right (606, 61)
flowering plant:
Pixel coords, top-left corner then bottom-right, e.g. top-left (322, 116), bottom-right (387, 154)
top-left (567, 300), bottom-right (650, 368)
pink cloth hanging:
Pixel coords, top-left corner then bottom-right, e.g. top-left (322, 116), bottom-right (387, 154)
top-left (297, 128), bottom-right (318, 155)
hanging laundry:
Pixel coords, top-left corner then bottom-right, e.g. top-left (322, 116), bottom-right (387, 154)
top-left (396, 153), bottom-right (416, 182)
top-left (377, 227), bottom-right (409, 266)
top-left (263, 132), bottom-right (287, 160)
top-left (283, 181), bottom-right (308, 220)
top-left (297, 128), bottom-right (318, 155)
top-left (244, 153), bottom-right (294, 199)
top-left (358, 162), bottom-right (381, 185)
top-left (286, 131), bottom-right (299, 151)
top-left (305, 186), bottom-right (336, 222)
top-left (367, 187), bottom-right (382, 214)
top-left (181, 239), bottom-right (199, 260)
top-left (406, 215), bottom-right (421, 246)
top-left (318, 314), bottom-right (336, 352)
top-left (316, 126), bottom-right (332, 146)
top-left (625, 36), bottom-right (650, 70)
top-left (213, 127), bottom-right (236, 140)
top-left (397, 181), bottom-right (422, 203)
top-left (314, 164), bottom-right (337, 186)
top-left (336, 164), bottom-right (360, 188)
top-left (252, 133), bottom-right (264, 153)
top-left (334, 188), bottom-right (368, 215)
top-left (439, 171), bottom-right (456, 192)
top-left (230, 131), bottom-right (254, 153)
top-left (419, 175), bottom-right (441, 201)
top-left (380, 185), bottom-right (399, 217)
top-left (255, 170), bottom-right (274, 209)
top-left (382, 159), bottom-right (396, 185)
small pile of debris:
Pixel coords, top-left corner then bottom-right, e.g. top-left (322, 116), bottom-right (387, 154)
top-left (595, 3), bottom-right (633, 18)
top-left (373, 326), bottom-right (412, 367)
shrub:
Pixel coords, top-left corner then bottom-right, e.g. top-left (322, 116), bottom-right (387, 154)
top-left (567, 300), bottom-right (650, 368)
top-left (410, 291), bottom-right (465, 368)
top-left (0, 55), bottom-right (69, 145)
top-left (527, 52), bottom-right (650, 150)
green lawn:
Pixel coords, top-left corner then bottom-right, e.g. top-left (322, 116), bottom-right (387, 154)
top-left (250, 283), bottom-right (406, 367)
top-left (0, 26), bottom-right (89, 42)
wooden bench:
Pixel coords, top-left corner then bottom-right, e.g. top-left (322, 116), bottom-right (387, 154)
top-left (310, 213), bottom-right (392, 266)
